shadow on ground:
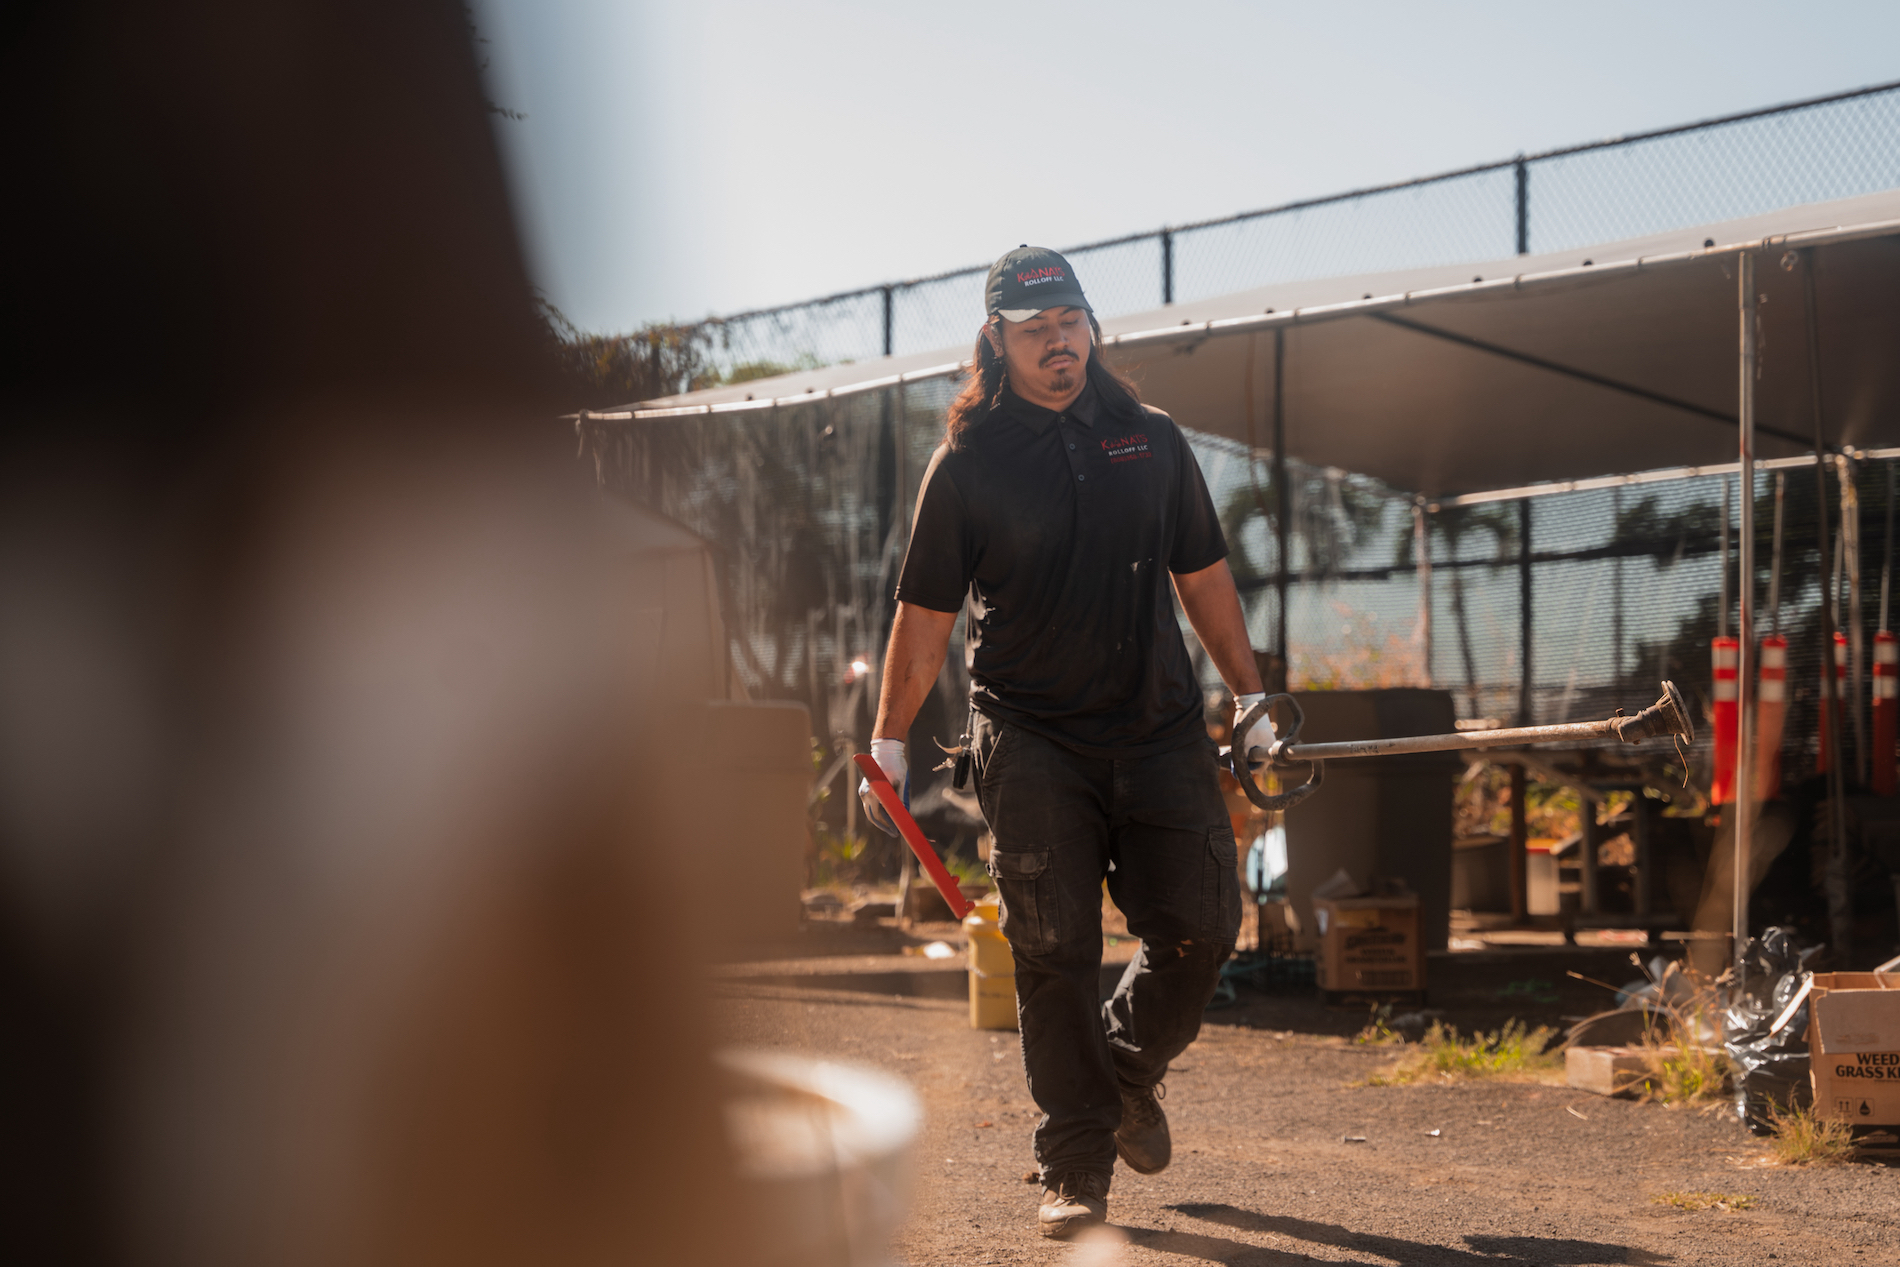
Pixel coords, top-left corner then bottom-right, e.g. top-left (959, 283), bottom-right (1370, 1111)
top-left (1148, 1204), bottom-right (1673, 1265)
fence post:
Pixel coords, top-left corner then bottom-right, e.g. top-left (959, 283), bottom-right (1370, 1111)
top-left (1518, 498), bottom-right (1533, 726)
top-left (1514, 155), bottom-right (1529, 255)
top-left (1733, 250), bottom-right (1757, 971)
top-left (1509, 762), bottom-right (1528, 923)
top-left (1273, 328), bottom-right (1289, 659)
top-left (1414, 500), bottom-right (1432, 687)
top-left (1161, 229), bottom-right (1174, 305)
top-left (881, 285), bottom-right (894, 358)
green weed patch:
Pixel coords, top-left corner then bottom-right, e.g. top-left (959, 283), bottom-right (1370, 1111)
top-left (1365, 1020), bottom-right (1561, 1085)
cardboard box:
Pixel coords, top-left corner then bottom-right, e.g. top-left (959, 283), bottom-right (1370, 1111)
top-left (1808, 972), bottom-right (1900, 1126)
top-left (1313, 894), bottom-right (1424, 994)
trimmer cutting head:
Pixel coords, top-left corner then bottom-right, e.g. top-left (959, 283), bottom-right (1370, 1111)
top-left (1612, 680), bottom-right (1695, 745)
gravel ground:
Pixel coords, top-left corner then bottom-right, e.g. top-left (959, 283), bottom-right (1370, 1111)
top-left (715, 983), bottom-right (1900, 1267)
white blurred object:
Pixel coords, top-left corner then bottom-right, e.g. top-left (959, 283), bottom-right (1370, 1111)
top-left (719, 1049), bottom-right (921, 1267)
top-left (1245, 824), bottom-right (1288, 895)
top-left (921, 941), bottom-right (955, 960)
top-left (1069, 1224), bottom-right (1130, 1265)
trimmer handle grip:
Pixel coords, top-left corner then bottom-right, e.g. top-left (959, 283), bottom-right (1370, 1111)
top-left (1229, 694), bottom-right (1323, 813)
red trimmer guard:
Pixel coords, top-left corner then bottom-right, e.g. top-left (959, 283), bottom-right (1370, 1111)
top-left (852, 754), bottom-right (973, 921)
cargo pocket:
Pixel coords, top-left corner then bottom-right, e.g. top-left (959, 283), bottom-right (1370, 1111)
top-left (989, 848), bottom-right (1058, 954)
top-left (1201, 828), bottom-right (1241, 942)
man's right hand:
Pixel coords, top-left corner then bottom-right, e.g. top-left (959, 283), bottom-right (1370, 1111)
top-left (1233, 692), bottom-right (1275, 768)
top-left (858, 738), bottom-right (908, 836)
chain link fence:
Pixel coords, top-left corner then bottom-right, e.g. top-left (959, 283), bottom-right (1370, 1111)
top-left (674, 80), bottom-right (1900, 382)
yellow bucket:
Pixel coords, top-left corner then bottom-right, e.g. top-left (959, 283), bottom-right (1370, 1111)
top-left (963, 897), bottom-right (1017, 1030)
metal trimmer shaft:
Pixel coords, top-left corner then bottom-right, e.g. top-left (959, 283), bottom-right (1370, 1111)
top-left (1281, 680), bottom-right (1694, 761)
top-left (1228, 681), bottom-right (1693, 814)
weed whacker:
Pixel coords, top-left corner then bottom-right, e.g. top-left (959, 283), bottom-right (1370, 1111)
top-left (854, 682), bottom-right (1693, 921)
top-left (1227, 680), bottom-right (1695, 813)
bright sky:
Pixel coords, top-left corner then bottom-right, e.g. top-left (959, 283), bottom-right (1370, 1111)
top-left (473, 0), bottom-right (1900, 334)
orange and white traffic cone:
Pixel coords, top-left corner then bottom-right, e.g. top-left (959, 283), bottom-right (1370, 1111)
top-left (1874, 630), bottom-right (1897, 796)
top-left (1712, 635), bottom-right (1739, 805)
top-left (1755, 635), bottom-right (1787, 802)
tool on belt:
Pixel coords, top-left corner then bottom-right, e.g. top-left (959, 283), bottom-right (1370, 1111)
top-left (1226, 679), bottom-right (1694, 813)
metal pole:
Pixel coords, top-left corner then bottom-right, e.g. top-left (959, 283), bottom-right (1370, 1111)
top-left (1514, 155), bottom-right (1529, 255)
top-left (1273, 328), bottom-right (1290, 660)
top-left (1834, 529), bottom-right (1845, 629)
top-left (1581, 780), bottom-right (1600, 916)
top-left (1805, 248), bottom-right (1853, 962)
top-left (1613, 486), bottom-right (1625, 684)
top-left (1733, 253), bottom-right (1757, 969)
top-left (1519, 499), bottom-right (1534, 726)
top-left (1719, 476), bottom-right (1732, 640)
top-left (1844, 458), bottom-right (1867, 783)
top-left (1162, 229), bottom-right (1174, 305)
top-left (1883, 461), bottom-right (1895, 634)
top-left (1509, 762), bottom-right (1529, 924)
top-left (1770, 471), bottom-right (1786, 636)
top-left (1415, 501), bottom-right (1433, 686)
top-left (1635, 795), bottom-right (1654, 922)
top-left (897, 381), bottom-right (910, 529)
top-left (881, 284), bottom-right (894, 358)
top-left (1284, 715), bottom-right (1676, 760)
top-left (1276, 682), bottom-right (1691, 760)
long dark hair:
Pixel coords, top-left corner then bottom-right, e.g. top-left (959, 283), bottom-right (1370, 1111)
top-left (943, 313), bottom-right (1142, 448)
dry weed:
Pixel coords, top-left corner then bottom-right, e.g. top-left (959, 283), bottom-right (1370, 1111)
top-left (1765, 1101), bottom-right (1858, 1165)
top-left (1352, 1003), bottom-right (1405, 1047)
top-left (1621, 962), bottom-right (1731, 1107)
top-left (1635, 1013), bottom-right (1729, 1106)
top-left (1652, 1191), bottom-right (1757, 1211)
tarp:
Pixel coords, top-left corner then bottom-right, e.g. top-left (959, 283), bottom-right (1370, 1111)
top-left (616, 189), bottom-right (1900, 498)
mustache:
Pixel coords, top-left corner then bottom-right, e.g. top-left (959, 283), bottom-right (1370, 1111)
top-left (1039, 347), bottom-right (1080, 368)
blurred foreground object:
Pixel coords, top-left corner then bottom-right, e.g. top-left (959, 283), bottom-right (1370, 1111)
top-left (0, 2), bottom-right (850, 1263)
top-left (720, 1051), bottom-right (920, 1267)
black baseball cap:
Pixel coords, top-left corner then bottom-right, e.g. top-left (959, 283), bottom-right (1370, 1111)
top-left (984, 245), bottom-right (1092, 322)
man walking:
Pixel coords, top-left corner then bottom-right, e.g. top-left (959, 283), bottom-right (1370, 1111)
top-left (861, 246), bottom-right (1265, 1238)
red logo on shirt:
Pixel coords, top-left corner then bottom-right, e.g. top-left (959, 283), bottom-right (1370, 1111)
top-left (1103, 433), bottom-right (1152, 464)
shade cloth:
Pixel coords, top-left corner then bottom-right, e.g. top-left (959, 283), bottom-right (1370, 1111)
top-left (618, 189), bottom-right (1900, 498)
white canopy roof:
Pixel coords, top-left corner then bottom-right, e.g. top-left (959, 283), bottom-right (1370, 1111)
top-left (613, 189), bottom-right (1900, 498)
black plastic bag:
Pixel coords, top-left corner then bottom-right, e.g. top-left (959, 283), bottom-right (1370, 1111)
top-left (1722, 927), bottom-right (1821, 1134)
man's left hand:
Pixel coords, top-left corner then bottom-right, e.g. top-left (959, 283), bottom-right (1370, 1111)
top-left (858, 738), bottom-right (908, 836)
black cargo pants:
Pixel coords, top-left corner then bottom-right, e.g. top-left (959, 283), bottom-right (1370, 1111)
top-left (974, 712), bottom-right (1241, 1181)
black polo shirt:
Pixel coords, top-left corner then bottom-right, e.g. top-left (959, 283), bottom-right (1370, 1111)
top-left (895, 382), bottom-right (1228, 758)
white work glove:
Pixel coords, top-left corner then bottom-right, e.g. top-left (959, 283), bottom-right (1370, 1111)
top-left (1233, 692), bottom-right (1276, 768)
top-left (858, 738), bottom-right (908, 837)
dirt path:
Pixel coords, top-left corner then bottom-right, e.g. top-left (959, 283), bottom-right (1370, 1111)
top-left (715, 985), bottom-right (1900, 1267)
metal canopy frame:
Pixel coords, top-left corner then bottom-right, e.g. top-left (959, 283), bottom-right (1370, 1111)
top-left (584, 209), bottom-right (1900, 974)
top-left (592, 213), bottom-right (1900, 431)
top-left (1364, 311), bottom-right (1809, 447)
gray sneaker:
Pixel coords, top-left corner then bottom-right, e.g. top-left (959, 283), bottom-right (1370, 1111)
top-left (1037, 1171), bottom-right (1109, 1239)
top-left (1114, 1080), bottom-right (1171, 1174)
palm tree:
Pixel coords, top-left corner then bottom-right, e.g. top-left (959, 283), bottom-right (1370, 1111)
top-left (1405, 506), bottom-right (1518, 715)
